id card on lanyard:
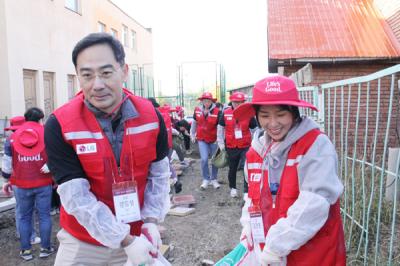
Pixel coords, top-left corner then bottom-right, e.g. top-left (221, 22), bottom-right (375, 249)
top-left (112, 180), bottom-right (141, 224)
top-left (234, 124), bottom-right (243, 139)
top-left (248, 205), bottom-right (265, 244)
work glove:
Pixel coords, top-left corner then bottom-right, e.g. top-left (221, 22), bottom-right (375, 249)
top-left (40, 163), bottom-right (50, 174)
top-left (240, 223), bottom-right (253, 250)
top-left (218, 143), bottom-right (225, 151)
top-left (259, 249), bottom-right (283, 266)
top-left (141, 223), bottom-right (162, 251)
top-left (123, 234), bottom-right (156, 266)
top-left (190, 135), bottom-right (196, 144)
top-left (2, 182), bottom-right (12, 196)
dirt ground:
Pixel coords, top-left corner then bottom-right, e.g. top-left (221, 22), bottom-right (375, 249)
top-left (0, 154), bottom-right (245, 266)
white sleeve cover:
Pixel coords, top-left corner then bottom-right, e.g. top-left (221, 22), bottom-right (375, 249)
top-left (141, 157), bottom-right (171, 222)
top-left (217, 125), bottom-right (225, 147)
top-left (1, 154), bottom-right (12, 175)
top-left (190, 120), bottom-right (197, 138)
top-left (264, 191), bottom-right (330, 256)
top-left (57, 178), bottom-right (130, 249)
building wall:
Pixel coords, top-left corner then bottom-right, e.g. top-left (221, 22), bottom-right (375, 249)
top-left (0, 0), bottom-right (11, 127)
top-left (0, 0), bottom-right (153, 127)
top-left (374, 0), bottom-right (400, 44)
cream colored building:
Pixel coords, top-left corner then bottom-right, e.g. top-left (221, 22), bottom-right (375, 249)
top-left (0, 0), bottom-right (154, 129)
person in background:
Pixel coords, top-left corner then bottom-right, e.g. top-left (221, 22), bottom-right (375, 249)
top-left (190, 92), bottom-right (221, 190)
top-left (217, 92), bottom-right (258, 198)
top-left (45, 33), bottom-right (170, 266)
top-left (2, 116), bottom-right (41, 245)
top-left (173, 106), bottom-right (192, 154)
top-left (235, 75), bottom-right (346, 265)
top-left (7, 108), bottom-right (54, 261)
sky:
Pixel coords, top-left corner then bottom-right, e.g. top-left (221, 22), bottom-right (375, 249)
top-left (111, 0), bottom-right (269, 96)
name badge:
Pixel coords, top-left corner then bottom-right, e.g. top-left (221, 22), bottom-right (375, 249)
top-left (249, 206), bottom-right (265, 244)
top-left (112, 181), bottom-right (141, 224)
top-left (234, 128), bottom-right (243, 139)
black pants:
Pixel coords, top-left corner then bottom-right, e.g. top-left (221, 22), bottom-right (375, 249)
top-left (226, 147), bottom-right (249, 191)
top-left (183, 134), bottom-right (191, 150)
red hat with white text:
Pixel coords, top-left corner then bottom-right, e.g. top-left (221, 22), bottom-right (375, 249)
top-left (233, 75), bottom-right (318, 121)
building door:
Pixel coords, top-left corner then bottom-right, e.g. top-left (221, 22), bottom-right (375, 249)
top-left (23, 69), bottom-right (37, 110)
top-left (43, 71), bottom-right (55, 120)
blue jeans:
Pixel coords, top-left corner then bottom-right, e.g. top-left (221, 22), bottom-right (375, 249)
top-left (13, 185), bottom-right (37, 241)
top-left (198, 141), bottom-right (218, 181)
top-left (14, 185), bottom-right (52, 250)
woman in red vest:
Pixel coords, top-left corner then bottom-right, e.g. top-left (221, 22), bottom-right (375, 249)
top-left (234, 75), bottom-right (346, 265)
top-left (190, 92), bottom-right (221, 189)
top-left (217, 92), bottom-right (258, 198)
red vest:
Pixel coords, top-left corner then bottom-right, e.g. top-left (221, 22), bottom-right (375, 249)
top-left (158, 107), bottom-right (173, 149)
top-left (247, 129), bottom-right (346, 266)
top-left (10, 147), bottom-right (52, 189)
top-left (194, 106), bottom-right (219, 143)
top-left (53, 89), bottom-right (159, 246)
top-left (223, 107), bottom-right (252, 148)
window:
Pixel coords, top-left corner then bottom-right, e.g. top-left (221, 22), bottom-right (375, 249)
top-left (122, 25), bottom-right (128, 46)
top-left (111, 28), bottom-right (118, 38)
top-left (65, 0), bottom-right (80, 13)
top-left (131, 30), bottom-right (137, 50)
top-left (98, 22), bottom-right (106, 32)
top-left (67, 75), bottom-right (77, 100)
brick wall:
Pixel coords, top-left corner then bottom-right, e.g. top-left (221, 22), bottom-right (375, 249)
top-left (284, 63), bottom-right (400, 163)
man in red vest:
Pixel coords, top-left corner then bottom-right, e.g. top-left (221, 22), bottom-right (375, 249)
top-left (44, 33), bottom-right (170, 265)
top-left (234, 75), bottom-right (346, 265)
top-left (217, 92), bottom-right (257, 198)
top-left (7, 108), bottom-right (54, 261)
top-left (190, 92), bottom-right (221, 189)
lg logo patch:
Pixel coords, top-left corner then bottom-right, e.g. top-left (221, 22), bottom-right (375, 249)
top-left (76, 143), bottom-right (97, 154)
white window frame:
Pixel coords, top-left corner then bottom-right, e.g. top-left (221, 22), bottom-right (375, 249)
top-left (131, 30), bottom-right (137, 51)
top-left (98, 21), bottom-right (106, 33)
top-left (65, 0), bottom-right (80, 14)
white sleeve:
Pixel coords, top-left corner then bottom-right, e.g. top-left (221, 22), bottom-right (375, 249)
top-left (217, 125), bottom-right (225, 147)
top-left (140, 157), bottom-right (171, 222)
top-left (265, 191), bottom-right (330, 256)
top-left (190, 120), bottom-right (197, 138)
top-left (1, 154), bottom-right (12, 175)
top-left (264, 134), bottom-right (343, 256)
top-left (57, 178), bottom-right (130, 249)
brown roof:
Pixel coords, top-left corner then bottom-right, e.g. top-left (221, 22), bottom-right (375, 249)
top-left (268, 0), bottom-right (400, 60)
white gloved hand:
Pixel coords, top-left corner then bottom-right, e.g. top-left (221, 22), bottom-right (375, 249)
top-left (40, 163), bottom-right (50, 174)
top-left (218, 143), bottom-right (225, 151)
top-left (141, 223), bottom-right (162, 251)
top-left (124, 235), bottom-right (156, 266)
top-left (240, 224), bottom-right (253, 250)
top-left (259, 249), bottom-right (283, 266)
top-left (190, 135), bottom-right (196, 144)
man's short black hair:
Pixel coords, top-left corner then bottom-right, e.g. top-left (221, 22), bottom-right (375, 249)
top-left (72, 32), bottom-right (125, 68)
top-left (24, 107), bottom-right (44, 122)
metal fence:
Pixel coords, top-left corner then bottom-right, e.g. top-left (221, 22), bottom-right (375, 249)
top-left (299, 65), bottom-right (400, 265)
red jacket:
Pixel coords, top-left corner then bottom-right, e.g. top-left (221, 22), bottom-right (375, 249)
top-left (246, 129), bottom-right (346, 266)
top-left (223, 106), bottom-right (252, 148)
top-left (194, 106), bottom-right (219, 143)
top-left (53, 90), bottom-right (159, 246)
top-left (10, 148), bottom-right (52, 189)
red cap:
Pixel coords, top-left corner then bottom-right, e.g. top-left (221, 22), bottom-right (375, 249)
top-left (5, 116), bottom-right (25, 131)
top-left (197, 92), bottom-right (217, 102)
top-left (234, 75), bottom-right (318, 121)
top-left (229, 92), bottom-right (247, 102)
top-left (11, 121), bottom-right (45, 156)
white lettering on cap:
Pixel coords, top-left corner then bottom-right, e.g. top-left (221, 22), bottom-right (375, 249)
top-left (265, 81), bottom-right (281, 93)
